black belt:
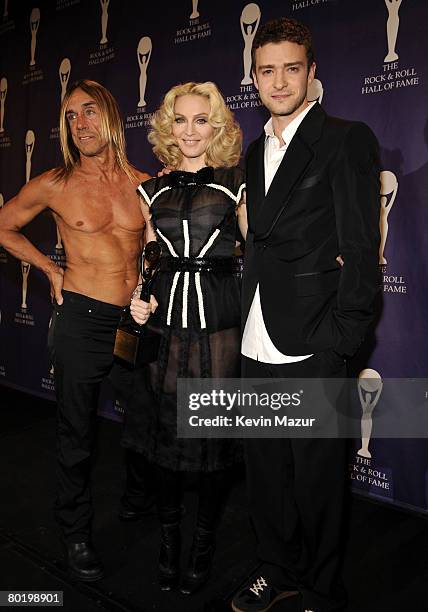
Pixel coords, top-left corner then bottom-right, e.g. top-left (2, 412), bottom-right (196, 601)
top-left (160, 256), bottom-right (242, 274)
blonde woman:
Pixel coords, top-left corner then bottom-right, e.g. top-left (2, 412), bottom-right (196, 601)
top-left (122, 82), bottom-right (247, 594)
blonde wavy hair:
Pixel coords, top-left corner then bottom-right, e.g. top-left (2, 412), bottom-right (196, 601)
top-left (55, 79), bottom-right (136, 182)
top-left (148, 82), bottom-right (242, 169)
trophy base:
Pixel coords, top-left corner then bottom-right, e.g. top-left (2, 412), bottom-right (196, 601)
top-left (114, 326), bottom-right (160, 367)
top-left (384, 53), bottom-right (398, 63)
top-left (114, 328), bottom-right (139, 365)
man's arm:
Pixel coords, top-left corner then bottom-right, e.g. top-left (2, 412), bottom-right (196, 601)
top-left (331, 122), bottom-right (381, 357)
top-left (0, 171), bottom-right (65, 303)
top-left (135, 170), bottom-right (155, 244)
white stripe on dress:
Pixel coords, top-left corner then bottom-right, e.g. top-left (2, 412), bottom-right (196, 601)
top-left (136, 184), bottom-right (151, 205)
top-left (182, 271), bottom-right (189, 329)
top-left (236, 183), bottom-right (246, 204)
top-left (183, 220), bottom-right (190, 258)
top-left (205, 182), bottom-right (244, 204)
top-left (156, 228), bottom-right (179, 257)
top-left (195, 272), bottom-right (206, 329)
top-left (137, 184), bottom-right (173, 207)
top-left (198, 229), bottom-right (220, 258)
top-left (166, 271), bottom-right (180, 326)
top-left (182, 220), bottom-right (190, 328)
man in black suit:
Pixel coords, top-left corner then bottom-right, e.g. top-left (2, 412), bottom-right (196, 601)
top-left (232, 18), bottom-right (380, 612)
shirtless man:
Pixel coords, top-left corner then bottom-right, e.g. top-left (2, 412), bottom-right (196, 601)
top-left (0, 80), bottom-right (153, 581)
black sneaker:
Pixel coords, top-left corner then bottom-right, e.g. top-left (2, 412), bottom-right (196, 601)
top-left (231, 575), bottom-right (299, 612)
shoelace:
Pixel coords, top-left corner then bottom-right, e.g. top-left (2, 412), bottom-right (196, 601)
top-left (249, 576), bottom-right (268, 597)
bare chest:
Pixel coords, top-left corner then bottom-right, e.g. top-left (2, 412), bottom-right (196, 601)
top-left (52, 180), bottom-right (144, 234)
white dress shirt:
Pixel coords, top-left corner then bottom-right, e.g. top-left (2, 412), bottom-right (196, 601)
top-left (241, 101), bottom-right (316, 363)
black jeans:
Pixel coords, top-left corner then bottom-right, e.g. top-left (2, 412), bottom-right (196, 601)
top-left (50, 290), bottom-right (127, 542)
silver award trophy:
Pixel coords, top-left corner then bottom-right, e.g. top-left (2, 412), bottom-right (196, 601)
top-left (0, 77), bottom-right (7, 133)
top-left (240, 3), bottom-right (261, 85)
top-left (29, 8), bottom-right (40, 67)
top-left (25, 130), bottom-right (35, 184)
top-left (114, 241), bottom-right (162, 366)
top-left (379, 170), bottom-right (398, 265)
top-left (137, 36), bottom-right (152, 107)
top-left (384, 0), bottom-right (403, 63)
top-left (308, 78), bottom-right (324, 104)
top-left (99, 0), bottom-right (110, 44)
top-left (55, 225), bottom-right (63, 250)
top-left (190, 0), bottom-right (199, 19)
top-left (21, 261), bottom-right (31, 309)
top-left (59, 58), bottom-right (71, 104)
top-left (357, 369), bottom-right (383, 459)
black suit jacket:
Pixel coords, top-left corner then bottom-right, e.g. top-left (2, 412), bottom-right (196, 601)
top-left (242, 103), bottom-right (381, 358)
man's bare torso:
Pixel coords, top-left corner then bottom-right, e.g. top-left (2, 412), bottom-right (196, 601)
top-left (49, 167), bottom-right (149, 306)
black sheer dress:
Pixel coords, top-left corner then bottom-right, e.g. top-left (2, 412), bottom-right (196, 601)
top-left (122, 166), bottom-right (245, 472)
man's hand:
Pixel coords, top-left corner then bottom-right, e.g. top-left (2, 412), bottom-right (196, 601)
top-left (130, 294), bottom-right (158, 325)
top-left (47, 265), bottom-right (65, 304)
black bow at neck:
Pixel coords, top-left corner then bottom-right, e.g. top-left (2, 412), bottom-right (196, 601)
top-left (169, 166), bottom-right (214, 188)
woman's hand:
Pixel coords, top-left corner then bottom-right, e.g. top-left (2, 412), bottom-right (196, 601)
top-left (130, 293), bottom-right (158, 325)
top-left (157, 165), bottom-right (173, 177)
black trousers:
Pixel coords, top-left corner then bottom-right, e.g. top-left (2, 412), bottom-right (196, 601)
top-left (242, 351), bottom-right (348, 612)
top-left (51, 290), bottom-right (130, 542)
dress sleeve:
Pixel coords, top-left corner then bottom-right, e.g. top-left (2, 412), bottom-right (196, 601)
top-left (232, 166), bottom-right (246, 204)
top-left (136, 177), bottom-right (157, 207)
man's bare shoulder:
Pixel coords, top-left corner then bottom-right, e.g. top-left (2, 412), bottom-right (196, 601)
top-left (133, 168), bottom-right (152, 184)
top-left (30, 168), bottom-right (72, 209)
top-left (0, 168), bottom-right (67, 230)
top-left (29, 168), bottom-right (65, 194)
top-left (10, 168), bottom-right (62, 208)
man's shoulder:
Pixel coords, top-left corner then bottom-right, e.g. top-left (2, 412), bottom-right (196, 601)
top-left (8, 168), bottom-right (63, 212)
top-left (40, 167), bottom-right (64, 184)
top-left (25, 168), bottom-right (63, 197)
top-left (322, 114), bottom-right (379, 169)
top-left (133, 168), bottom-right (152, 184)
top-left (323, 113), bottom-right (377, 143)
top-left (107, 165), bottom-right (152, 189)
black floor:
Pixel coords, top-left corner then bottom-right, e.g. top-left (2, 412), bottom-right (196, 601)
top-left (0, 385), bottom-right (427, 612)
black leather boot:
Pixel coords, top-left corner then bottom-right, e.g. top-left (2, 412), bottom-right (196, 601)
top-left (118, 451), bottom-right (156, 521)
top-left (65, 542), bottom-right (104, 582)
top-left (180, 527), bottom-right (215, 595)
top-left (158, 521), bottom-right (181, 591)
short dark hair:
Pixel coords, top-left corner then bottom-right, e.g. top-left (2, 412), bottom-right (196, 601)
top-left (251, 17), bottom-right (315, 72)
